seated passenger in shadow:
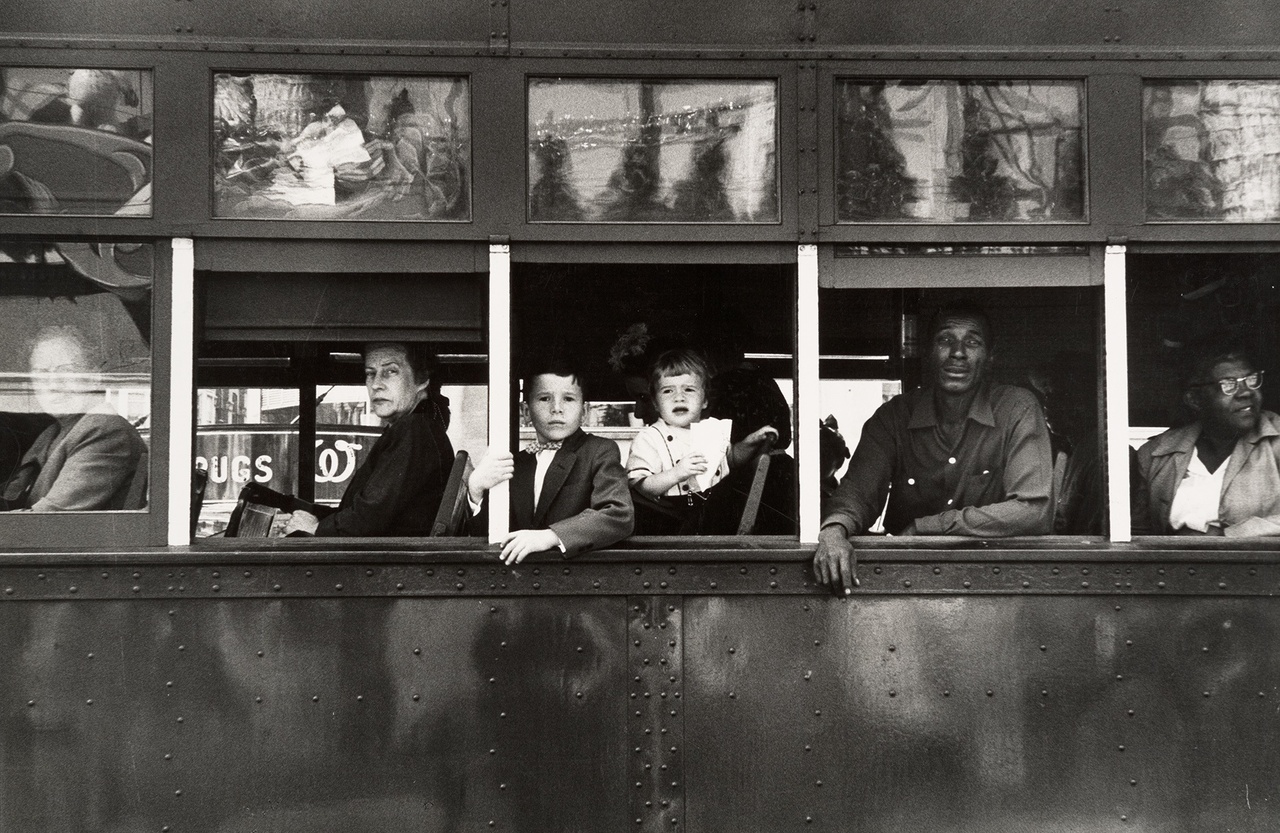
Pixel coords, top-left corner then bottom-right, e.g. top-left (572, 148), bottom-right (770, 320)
top-left (625, 349), bottom-right (778, 534)
top-left (819, 415), bottom-right (851, 503)
top-left (466, 360), bottom-right (633, 563)
top-left (2, 325), bottom-right (147, 511)
top-left (698, 361), bottom-right (798, 535)
top-left (814, 302), bottom-right (1054, 594)
top-left (284, 342), bottom-right (453, 536)
top-left (1133, 344), bottom-right (1280, 537)
top-left (1028, 351), bottom-right (1105, 535)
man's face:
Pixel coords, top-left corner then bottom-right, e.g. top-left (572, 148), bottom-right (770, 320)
top-left (1191, 358), bottom-right (1262, 438)
top-left (526, 373), bottom-right (585, 443)
top-left (30, 335), bottom-right (98, 416)
top-left (929, 315), bottom-right (992, 398)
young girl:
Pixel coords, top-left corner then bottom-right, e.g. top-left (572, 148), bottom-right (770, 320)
top-left (627, 349), bottom-right (776, 532)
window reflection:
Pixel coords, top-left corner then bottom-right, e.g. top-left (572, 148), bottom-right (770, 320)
top-left (1145, 80), bottom-right (1280, 221)
top-left (0, 242), bottom-right (152, 511)
top-left (835, 79), bottom-right (1085, 223)
top-left (214, 73), bottom-right (471, 220)
top-left (0, 67), bottom-right (153, 216)
top-left (527, 78), bottom-right (779, 222)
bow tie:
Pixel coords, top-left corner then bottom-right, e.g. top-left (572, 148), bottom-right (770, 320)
top-left (525, 441), bottom-right (562, 455)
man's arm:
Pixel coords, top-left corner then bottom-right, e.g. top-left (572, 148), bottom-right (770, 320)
top-left (813, 405), bottom-right (898, 594)
top-left (911, 392), bottom-right (1053, 537)
top-left (549, 440), bottom-right (634, 556)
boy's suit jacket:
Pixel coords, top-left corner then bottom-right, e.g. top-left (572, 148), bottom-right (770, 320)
top-left (477, 429), bottom-right (634, 556)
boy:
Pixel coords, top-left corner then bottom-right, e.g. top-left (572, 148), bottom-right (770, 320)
top-left (627, 348), bottom-right (778, 532)
top-left (468, 362), bottom-right (634, 564)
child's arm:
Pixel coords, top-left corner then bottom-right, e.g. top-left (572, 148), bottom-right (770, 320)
top-left (633, 454), bottom-right (707, 499)
top-left (549, 439), bottom-right (635, 555)
top-left (726, 425), bottom-right (779, 470)
top-left (467, 447), bottom-right (514, 505)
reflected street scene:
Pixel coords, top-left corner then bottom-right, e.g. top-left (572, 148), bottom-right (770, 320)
top-left (214, 73), bottom-right (470, 220)
top-left (528, 78), bottom-right (778, 222)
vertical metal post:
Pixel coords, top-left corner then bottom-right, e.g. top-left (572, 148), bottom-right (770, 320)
top-left (168, 238), bottom-right (195, 546)
top-left (798, 244), bottom-right (820, 544)
top-left (1104, 243), bottom-right (1131, 542)
top-left (488, 240), bottom-right (512, 543)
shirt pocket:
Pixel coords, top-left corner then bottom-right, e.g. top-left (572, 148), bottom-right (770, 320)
top-left (962, 467), bottom-right (1003, 504)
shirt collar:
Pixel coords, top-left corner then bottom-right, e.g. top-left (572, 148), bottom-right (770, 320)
top-left (907, 384), bottom-right (997, 430)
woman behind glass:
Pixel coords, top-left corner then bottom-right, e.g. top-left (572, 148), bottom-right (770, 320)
top-left (285, 342), bottom-right (454, 536)
top-left (1133, 348), bottom-right (1280, 537)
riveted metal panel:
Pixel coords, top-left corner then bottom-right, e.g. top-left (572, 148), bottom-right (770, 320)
top-left (3, 0), bottom-right (489, 43)
top-left (509, 0), bottom-right (801, 48)
top-left (629, 596), bottom-right (685, 833)
top-left (682, 593), bottom-right (1280, 832)
top-left (0, 596), bottom-right (629, 832)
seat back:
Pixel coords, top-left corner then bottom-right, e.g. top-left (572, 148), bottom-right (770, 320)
top-left (736, 451), bottom-right (773, 536)
top-left (430, 450), bottom-right (471, 537)
top-left (122, 450), bottom-right (149, 510)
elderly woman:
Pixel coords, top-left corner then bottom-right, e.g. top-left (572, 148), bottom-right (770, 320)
top-left (1133, 348), bottom-right (1280, 537)
top-left (285, 342), bottom-right (454, 536)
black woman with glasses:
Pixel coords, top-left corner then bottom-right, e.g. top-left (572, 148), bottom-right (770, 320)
top-left (1134, 346), bottom-right (1278, 536)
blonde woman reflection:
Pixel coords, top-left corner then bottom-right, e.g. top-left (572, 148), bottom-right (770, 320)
top-left (2, 326), bottom-right (147, 511)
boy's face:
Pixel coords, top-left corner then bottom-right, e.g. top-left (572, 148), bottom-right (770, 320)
top-left (654, 373), bottom-right (706, 429)
top-left (526, 373), bottom-right (585, 443)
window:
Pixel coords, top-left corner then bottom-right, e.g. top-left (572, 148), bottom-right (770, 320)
top-left (1145, 80), bottom-right (1280, 222)
top-left (1126, 251), bottom-right (1279, 537)
top-left (819, 248), bottom-right (1102, 536)
top-left (509, 258), bottom-right (797, 536)
top-left (0, 66), bottom-right (153, 216)
top-left (213, 72), bottom-right (471, 221)
top-left (0, 240), bottom-right (152, 513)
top-left (527, 78), bottom-right (779, 223)
top-left (834, 79), bottom-right (1085, 223)
top-left (194, 267), bottom-right (487, 538)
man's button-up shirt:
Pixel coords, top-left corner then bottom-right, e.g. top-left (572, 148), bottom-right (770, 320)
top-left (821, 383), bottom-right (1054, 537)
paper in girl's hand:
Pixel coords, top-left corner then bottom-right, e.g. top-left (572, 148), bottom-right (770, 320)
top-left (689, 418), bottom-right (732, 492)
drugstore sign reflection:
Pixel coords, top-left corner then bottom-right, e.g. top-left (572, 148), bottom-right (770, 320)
top-left (195, 426), bottom-right (380, 503)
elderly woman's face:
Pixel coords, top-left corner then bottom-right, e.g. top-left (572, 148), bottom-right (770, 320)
top-left (364, 344), bottom-right (426, 423)
top-left (30, 335), bottom-right (99, 416)
top-left (1193, 358), bottom-right (1263, 438)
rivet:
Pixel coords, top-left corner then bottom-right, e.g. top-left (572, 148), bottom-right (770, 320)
top-left (426, 569), bottom-right (434, 576)
top-left (335, 584), bottom-right (344, 591)
top-left (593, 581), bottom-right (601, 589)
top-left (576, 692), bottom-right (583, 698)
top-left (1127, 709), bottom-right (1135, 716)
top-left (166, 681), bottom-right (174, 688)
top-left (1081, 582), bottom-right (1089, 588)
top-left (643, 582), bottom-right (650, 589)
top-left (814, 640), bottom-right (821, 646)
top-left (1202, 646), bottom-right (1209, 653)
top-left (397, 583), bottom-right (404, 590)
top-left (164, 753), bottom-right (172, 760)
top-left (313, 695), bottom-right (320, 703)
top-left (740, 567), bottom-right (748, 575)
top-left (87, 653), bottom-right (94, 659)
top-left (1157, 582), bottom-right (1166, 589)
top-left (243, 571), bottom-right (251, 578)
top-left (814, 709), bottom-right (821, 716)
top-left (304, 570), bottom-right (312, 577)
top-left (489, 749), bottom-right (496, 755)
top-left (357, 695), bottom-right (364, 702)
top-left (815, 780), bottom-right (823, 787)
top-left (873, 567), bottom-right (882, 574)
top-left (272, 584), bottom-right (281, 592)
top-left (729, 692), bottom-right (736, 698)
top-left (1218, 582), bottom-right (1227, 590)
top-left (943, 690), bottom-right (950, 697)
top-left (888, 690), bottom-right (896, 697)
top-left (132, 586), bottom-right (140, 593)
top-left (176, 716), bottom-right (184, 723)
top-left (1116, 674), bottom-right (1123, 681)
top-left (1041, 689), bottom-right (1048, 697)
top-left (178, 645), bottom-right (185, 651)
top-left (634, 568), bottom-right (643, 575)
top-left (710, 581), bottom-right (718, 589)
top-left (1082, 568), bottom-right (1090, 575)
top-left (933, 567), bottom-right (941, 575)
top-left (660, 582), bottom-right (669, 589)
top-left (992, 567), bottom-right (1001, 575)
top-left (414, 648), bottom-right (421, 655)
top-left (1130, 779), bottom-right (1137, 786)
top-left (1203, 691), bottom-right (1211, 697)
top-left (212, 584), bottom-right (221, 592)
top-left (1022, 581), bottom-right (1031, 588)
top-left (69, 586), bottom-right (78, 593)
top-left (412, 693), bottom-right (420, 701)
top-left (963, 581), bottom-right (971, 589)
top-left (1188, 568), bottom-right (1196, 575)
top-left (986, 690), bottom-right (994, 697)
top-left (770, 581), bottom-right (778, 589)
top-left (86, 699), bottom-right (93, 705)
top-left (174, 789), bottom-right (182, 796)
top-left (255, 697), bottom-right (262, 703)
top-left (1118, 745), bottom-right (1125, 751)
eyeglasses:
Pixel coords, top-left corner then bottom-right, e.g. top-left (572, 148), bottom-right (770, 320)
top-left (1191, 371), bottom-right (1264, 396)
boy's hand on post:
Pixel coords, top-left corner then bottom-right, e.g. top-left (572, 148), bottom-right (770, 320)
top-left (499, 528), bottom-right (561, 564)
top-left (468, 449), bottom-right (514, 503)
